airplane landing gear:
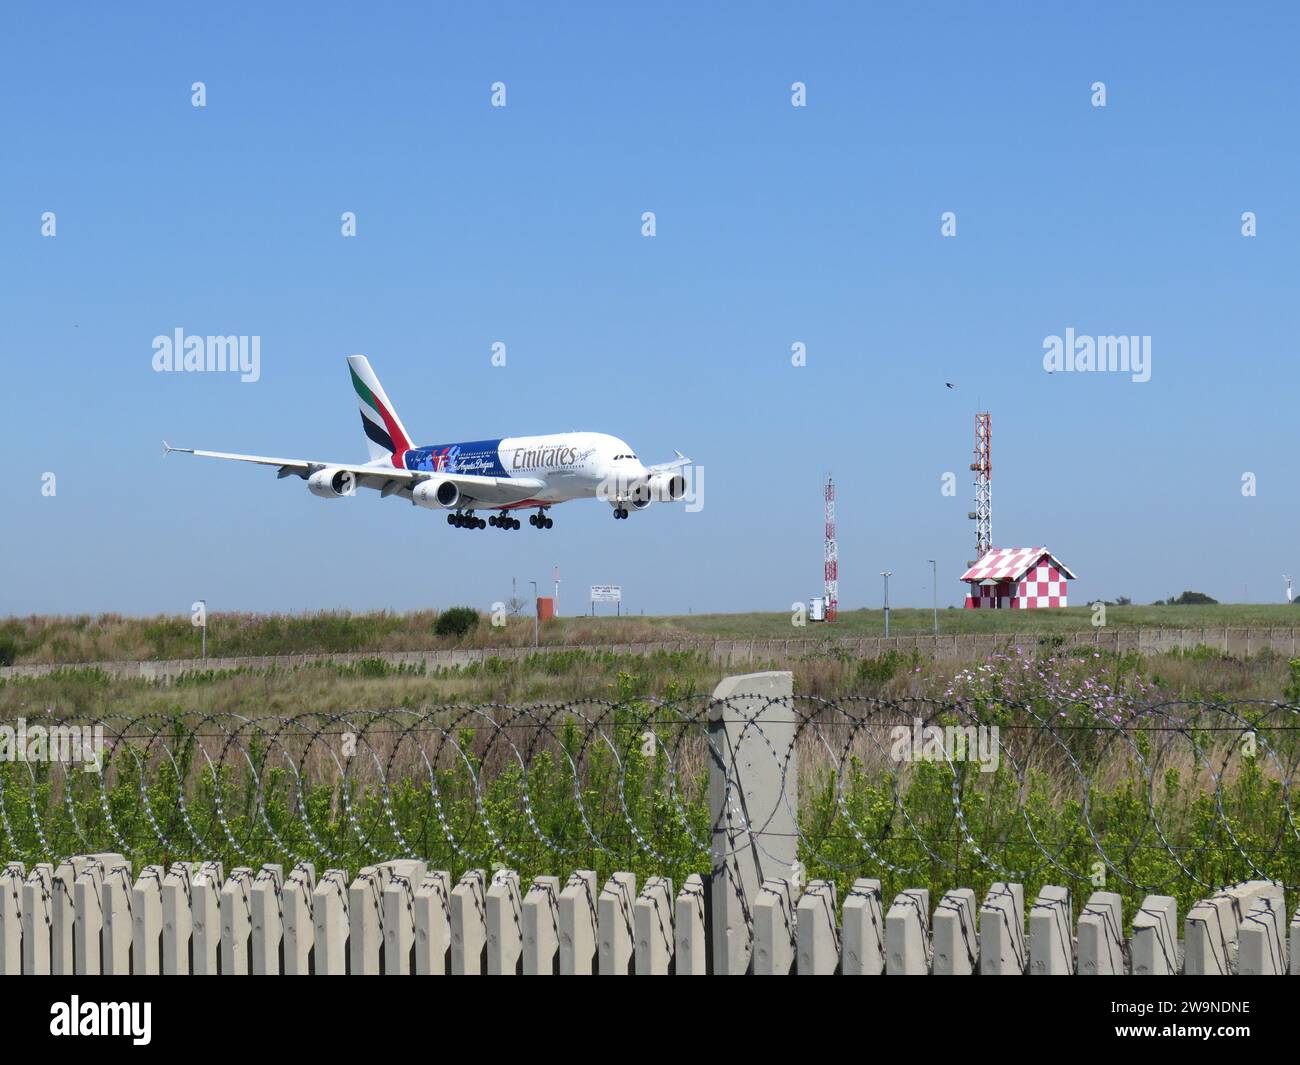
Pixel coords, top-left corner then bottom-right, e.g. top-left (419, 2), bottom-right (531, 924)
top-left (529, 510), bottom-right (554, 529)
top-left (491, 512), bottom-right (521, 530)
top-left (612, 506), bottom-right (628, 519)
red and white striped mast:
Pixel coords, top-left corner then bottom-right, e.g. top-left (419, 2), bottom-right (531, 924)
top-left (970, 412), bottom-right (992, 560)
top-left (824, 473), bottom-right (838, 621)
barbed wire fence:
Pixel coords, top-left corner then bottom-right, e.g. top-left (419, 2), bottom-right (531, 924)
top-left (3, 678), bottom-right (1300, 922)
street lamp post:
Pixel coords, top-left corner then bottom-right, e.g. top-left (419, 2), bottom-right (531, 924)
top-left (528, 581), bottom-right (539, 648)
top-left (881, 572), bottom-right (892, 638)
top-left (198, 599), bottom-right (207, 659)
top-left (928, 559), bottom-right (938, 635)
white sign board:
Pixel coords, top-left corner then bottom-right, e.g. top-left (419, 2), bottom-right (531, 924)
top-left (590, 585), bottom-right (622, 603)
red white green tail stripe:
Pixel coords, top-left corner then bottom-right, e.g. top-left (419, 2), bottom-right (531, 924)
top-left (347, 355), bottom-right (413, 466)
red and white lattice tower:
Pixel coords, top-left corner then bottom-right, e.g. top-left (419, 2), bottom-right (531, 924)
top-left (824, 474), bottom-right (838, 621)
top-left (969, 412), bottom-right (992, 559)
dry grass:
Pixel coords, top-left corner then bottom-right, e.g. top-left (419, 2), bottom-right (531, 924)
top-left (4, 604), bottom-right (1300, 666)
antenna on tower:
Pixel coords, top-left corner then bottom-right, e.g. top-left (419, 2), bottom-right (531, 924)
top-left (824, 473), bottom-right (838, 621)
top-left (968, 412), bottom-right (992, 559)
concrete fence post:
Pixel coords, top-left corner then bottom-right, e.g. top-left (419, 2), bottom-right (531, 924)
top-left (190, 861), bottom-right (224, 975)
top-left (413, 871), bottom-right (452, 975)
top-left (1028, 885), bottom-right (1073, 975)
top-left (131, 865), bottom-right (166, 976)
top-left (1238, 897), bottom-right (1286, 975)
top-left (1290, 904), bottom-right (1300, 975)
top-left (709, 670), bottom-right (796, 976)
top-left (382, 871), bottom-right (418, 976)
top-left (597, 872), bottom-right (637, 975)
top-left (450, 869), bottom-right (487, 975)
top-left (1077, 891), bottom-right (1124, 975)
top-left (796, 880), bottom-right (839, 975)
top-left (312, 869), bottom-right (350, 976)
top-left (558, 869), bottom-right (598, 975)
top-left (101, 864), bottom-right (133, 975)
top-left (21, 864), bottom-right (54, 975)
top-left (979, 883), bottom-right (1027, 975)
top-left (485, 869), bottom-right (524, 975)
top-left (752, 878), bottom-right (797, 975)
top-left (885, 888), bottom-right (930, 975)
top-left (1131, 895), bottom-right (1177, 975)
top-left (282, 863), bottom-right (316, 975)
top-left (522, 875), bottom-right (561, 975)
top-left (841, 877), bottom-right (884, 975)
top-left (161, 862), bottom-right (198, 975)
top-left (73, 863), bottom-right (107, 975)
top-left (932, 888), bottom-right (978, 976)
top-left (51, 856), bottom-right (90, 974)
top-left (348, 866), bottom-right (384, 976)
top-left (634, 875), bottom-right (675, 975)
top-left (0, 862), bottom-right (25, 975)
top-left (674, 874), bottom-right (709, 975)
top-left (251, 863), bottom-right (284, 975)
top-left (220, 867), bottom-right (255, 976)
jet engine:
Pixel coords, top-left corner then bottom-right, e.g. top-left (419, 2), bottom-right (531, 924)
top-left (647, 471), bottom-right (688, 502)
top-left (411, 478), bottom-right (461, 510)
top-left (307, 468), bottom-right (356, 498)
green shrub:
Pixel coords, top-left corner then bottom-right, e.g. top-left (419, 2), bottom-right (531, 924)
top-left (1163, 591), bottom-right (1219, 605)
top-left (855, 649), bottom-right (918, 685)
top-left (1286, 659), bottom-right (1300, 704)
top-left (434, 607), bottom-right (480, 638)
top-left (0, 635), bottom-right (17, 667)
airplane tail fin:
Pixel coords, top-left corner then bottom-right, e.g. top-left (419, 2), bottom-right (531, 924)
top-left (347, 356), bottom-right (413, 465)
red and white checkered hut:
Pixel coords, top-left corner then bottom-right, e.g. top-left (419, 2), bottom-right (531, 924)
top-left (959, 547), bottom-right (1076, 609)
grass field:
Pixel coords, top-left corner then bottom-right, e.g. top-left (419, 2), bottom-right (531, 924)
top-left (4, 645), bottom-right (1299, 922)
top-left (2, 604), bottom-right (1299, 666)
top-left (4, 619), bottom-right (1300, 920)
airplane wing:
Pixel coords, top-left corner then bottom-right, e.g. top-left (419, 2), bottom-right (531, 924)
top-left (163, 443), bottom-right (545, 506)
top-left (648, 449), bottom-right (692, 473)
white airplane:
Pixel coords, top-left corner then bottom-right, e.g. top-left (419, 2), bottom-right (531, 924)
top-left (165, 356), bottom-right (691, 530)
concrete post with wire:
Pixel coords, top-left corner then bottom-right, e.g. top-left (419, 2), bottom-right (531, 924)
top-left (485, 869), bottom-right (524, 975)
top-left (191, 861), bottom-right (224, 975)
top-left (709, 669), bottom-right (797, 975)
top-left (633, 875), bottom-right (674, 975)
top-left (674, 874), bottom-right (709, 975)
top-left (282, 863), bottom-right (315, 975)
top-left (413, 870), bottom-right (452, 975)
top-left (597, 872), bottom-right (637, 975)
top-left (251, 863), bottom-right (284, 975)
top-left (522, 875), bottom-right (561, 975)
top-left (1131, 894), bottom-right (1177, 975)
top-left (131, 864), bottom-right (165, 976)
top-left (220, 867), bottom-right (255, 976)
top-left (0, 863), bottom-right (25, 976)
top-left (450, 868), bottom-right (487, 974)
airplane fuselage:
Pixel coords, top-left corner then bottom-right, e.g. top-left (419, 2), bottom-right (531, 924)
top-left (399, 431), bottom-right (646, 505)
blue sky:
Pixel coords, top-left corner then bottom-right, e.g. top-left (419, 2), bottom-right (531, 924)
top-left (2, 2), bottom-right (1297, 616)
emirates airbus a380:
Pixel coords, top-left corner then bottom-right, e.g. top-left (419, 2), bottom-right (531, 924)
top-left (165, 356), bottom-right (691, 530)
